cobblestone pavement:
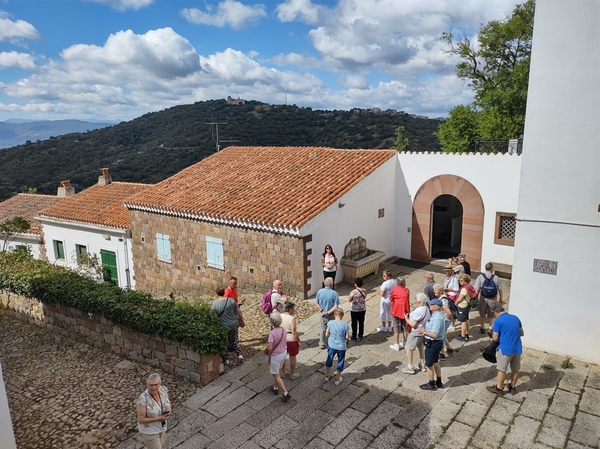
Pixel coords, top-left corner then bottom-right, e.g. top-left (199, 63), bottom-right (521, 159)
top-left (117, 260), bottom-right (600, 449)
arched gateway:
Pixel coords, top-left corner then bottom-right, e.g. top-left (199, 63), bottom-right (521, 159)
top-left (411, 175), bottom-right (484, 272)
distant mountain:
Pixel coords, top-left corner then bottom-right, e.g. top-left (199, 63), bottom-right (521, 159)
top-left (0, 100), bottom-right (442, 201)
top-left (0, 119), bottom-right (116, 149)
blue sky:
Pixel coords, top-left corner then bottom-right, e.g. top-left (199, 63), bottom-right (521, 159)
top-left (0, 0), bottom-right (521, 122)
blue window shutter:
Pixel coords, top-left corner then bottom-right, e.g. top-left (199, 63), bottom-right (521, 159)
top-left (206, 236), bottom-right (224, 269)
top-left (156, 233), bottom-right (171, 263)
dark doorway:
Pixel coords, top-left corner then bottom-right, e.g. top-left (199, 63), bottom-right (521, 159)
top-left (430, 195), bottom-right (463, 261)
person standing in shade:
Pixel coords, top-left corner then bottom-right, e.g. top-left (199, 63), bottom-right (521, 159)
top-left (324, 308), bottom-right (350, 386)
top-left (378, 270), bottom-right (395, 332)
top-left (423, 271), bottom-right (436, 300)
top-left (456, 253), bottom-right (471, 276)
top-left (224, 276), bottom-right (244, 305)
top-left (321, 244), bottom-right (338, 289)
top-left (314, 277), bottom-right (339, 349)
top-left (487, 303), bottom-right (524, 395)
top-left (419, 298), bottom-right (447, 390)
top-left (137, 373), bottom-right (171, 449)
top-left (348, 277), bottom-right (367, 340)
top-left (212, 287), bottom-right (246, 363)
top-left (389, 277), bottom-right (410, 351)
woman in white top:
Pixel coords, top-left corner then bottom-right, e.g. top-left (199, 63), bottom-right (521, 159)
top-left (321, 244), bottom-right (338, 289)
top-left (280, 302), bottom-right (302, 380)
top-left (378, 270), bottom-right (395, 332)
top-left (137, 373), bottom-right (171, 449)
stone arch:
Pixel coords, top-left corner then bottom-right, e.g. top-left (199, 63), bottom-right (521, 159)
top-left (411, 175), bottom-right (484, 271)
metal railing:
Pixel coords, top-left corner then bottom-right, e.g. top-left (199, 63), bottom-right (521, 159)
top-left (474, 138), bottom-right (523, 155)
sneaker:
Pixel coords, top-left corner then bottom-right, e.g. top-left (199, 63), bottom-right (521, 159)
top-left (358, 336), bottom-right (364, 340)
top-left (387, 327), bottom-right (394, 332)
top-left (486, 385), bottom-right (505, 395)
top-left (480, 328), bottom-right (486, 334)
top-left (390, 343), bottom-right (401, 351)
top-left (289, 372), bottom-right (301, 380)
top-left (438, 353), bottom-right (446, 360)
top-left (270, 386), bottom-right (279, 395)
top-left (507, 385), bottom-right (516, 395)
top-left (334, 376), bottom-right (344, 386)
top-left (455, 335), bottom-right (468, 342)
top-left (281, 393), bottom-right (291, 403)
top-left (419, 383), bottom-right (437, 391)
top-left (324, 375), bottom-right (331, 382)
top-left (351, 336), bottom-right (357, 341)
top-left (446, 347), bottom-right (455, 353)
top-left (487, 329), bottom-right (493, 337)
top-left (436, 381), bottom-right (444, 389)
top-left (448, 325), bottom-right (456, 332)
top-left (402, 366), bottom-right (415, 374)
top-left (238, 355), bottom-right (244, 362)
top-left (417, 362), bottom-right (427, 372)
top-left (376, 327), bottom-right (387, 332)
top-left (319, 344), bottom-right (326, 349)
top-left (399, 342), bottom-right (405, 349)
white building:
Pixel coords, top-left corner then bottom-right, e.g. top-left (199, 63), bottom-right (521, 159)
top-left (509, 0), bottom-right (600, 364)
top-left (37, 169), bottom-right (151, 289)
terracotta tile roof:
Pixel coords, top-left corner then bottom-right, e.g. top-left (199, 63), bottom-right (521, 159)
top-left (125, 146), bottom-right (397, 234)
top-left (0, 194), bottom-right (66, 235)
top-left (39, 182), bottom-right (151, 229)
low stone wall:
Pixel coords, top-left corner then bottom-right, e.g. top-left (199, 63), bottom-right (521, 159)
top-left (0, 291), bottom-right (221, 386)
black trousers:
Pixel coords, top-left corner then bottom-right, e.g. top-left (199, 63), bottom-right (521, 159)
top-left (350, 310), bottom-right (366, 338)
top-left (322, 270), bottom-right (337, 289)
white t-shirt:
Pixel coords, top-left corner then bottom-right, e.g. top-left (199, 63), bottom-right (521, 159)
top-left (323, 253), bottom-right (337, 273)
top-left (380, 279), bottom-right (395, 300)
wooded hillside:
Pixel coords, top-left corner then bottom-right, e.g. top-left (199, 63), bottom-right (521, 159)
top-left (0, 100), bottom-right (441, 200)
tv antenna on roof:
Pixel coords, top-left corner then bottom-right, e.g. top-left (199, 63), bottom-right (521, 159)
top-left (205, 122), bottom-right (238, 152)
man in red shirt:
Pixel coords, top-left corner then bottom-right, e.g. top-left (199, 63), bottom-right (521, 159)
top-left (224, 276), bottom-right (244, 305)
top-left (390, 277), bottom-right (411, 351)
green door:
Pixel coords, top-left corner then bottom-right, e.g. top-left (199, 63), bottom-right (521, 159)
top-left (100, 250), bottom-right (118, 286)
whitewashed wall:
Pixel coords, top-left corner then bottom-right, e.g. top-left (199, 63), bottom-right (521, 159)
top-left (0, 235), bottom-right (42, 259)
top-left (300, 157), bottom-right (398, 296)
top-left (395, 152), bottom-right (522, 267)
top-left (510, 0), bottom-right (600, 364)
top-left (41, 219), bottom-right (136, 289)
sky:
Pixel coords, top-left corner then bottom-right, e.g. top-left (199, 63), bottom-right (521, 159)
top-left (0, 0), bottom-right (521, 122)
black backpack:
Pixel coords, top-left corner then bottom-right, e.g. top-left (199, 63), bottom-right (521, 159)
top-left (446, 296), bottom-right (459, 320)
top-left (481, 274), bottom-right (498, 298)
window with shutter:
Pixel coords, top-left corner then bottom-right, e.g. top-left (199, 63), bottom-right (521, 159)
top-left (53, 240), bottom-right (65, 260)
top-left (100, 249), bottom-right (119, 286)
top-left (156, 233), bottom-right (172, 263)
top-left (206, 236), bottom-right (224, 269)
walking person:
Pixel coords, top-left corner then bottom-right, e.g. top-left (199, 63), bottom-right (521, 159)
top-left (487, 303), bottom-right (524, 395)
top-left (265, 313), bottom-right (291, 402)
top-left (212, 287), bottom-right (246, 363)
top-left (402, 293), bottom-right (430, 374)
top-left (324, 309), bottom-right (350, 386)
top-left (137, 373), bottom-right (171, 449)
top-left (378, 270), bottom-right (395, 332)
top-left (280, 302), bottom-right (302, 380)
top-left (321, 244), bottom-right (338, 289)
top-left (389, 277), bottom-right (410, 351)
top-left (224, 276), bottom-right (244, 305)
top-left (348, 277), bottom-right (367, 341)
top-left (419, 298), bottom-right (447, 390)
top-left (315, 277), bottom-right (339, 349)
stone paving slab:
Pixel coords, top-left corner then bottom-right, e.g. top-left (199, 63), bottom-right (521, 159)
top-left (115, 261), bottom-right (600, 449)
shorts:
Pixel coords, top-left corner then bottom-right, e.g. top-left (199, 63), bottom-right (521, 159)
top-left (269, 351), bottom-right (288, 375)
top-left (496, 348), bottom-right (521, 373)
top-left (392, 316), bottom-right (407, 334)
top-left (404, 333), bottom-right (424, 351)
top-left (380, 298), bottom-right (392, 322)
top-left (424, 340), bottom-right (444, 367)
top-left (456, 306), bottom-right (471, 323)
top-left (479, 297), bottom-right (497, 318)
top-left (286, 341), bottom-right (300, 357)
top-left (325, 347), bottom-right (346, 372)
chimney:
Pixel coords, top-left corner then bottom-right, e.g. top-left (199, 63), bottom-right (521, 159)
top-left (98, 168), bottom-right (112, 186)
top-left (57, 180), bottom-right (75, 197)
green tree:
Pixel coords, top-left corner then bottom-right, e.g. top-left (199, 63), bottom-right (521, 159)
top-left (438, 0), bottom-right (534, 152)
top-left (392, 126), bottom-right (410, 151)
top-left (435, 105), bottom-right (480, 153)
top-left (0, 216), bottom-right (31, 252)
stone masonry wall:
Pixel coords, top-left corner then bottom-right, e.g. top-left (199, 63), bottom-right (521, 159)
top-left (0, 291), bottom-right (221, 386)
top-left (129, 210), bottom-right (307, 299)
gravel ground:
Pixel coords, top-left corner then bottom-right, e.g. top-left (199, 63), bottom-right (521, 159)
top-left (0, 295), bottom-right (316, 448)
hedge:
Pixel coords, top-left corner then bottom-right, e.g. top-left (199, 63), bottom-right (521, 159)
top-left (0, 251), bottom-right (228, 355)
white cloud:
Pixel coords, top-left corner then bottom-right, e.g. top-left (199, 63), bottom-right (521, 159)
top-left (271, 52), bottom-right (321, 69)
top-left (337, 74), bottom-right (368, 90)
top-left (276, 0), bottom-right (323, 25)
top-left (0, 11), bottom-right (42, 44)
top-left (181, 0), bottom-right (267, 30)
top-left (87, 0), bottom-right (153, 12)
top-left (0, 51), bottom-right (36, 70)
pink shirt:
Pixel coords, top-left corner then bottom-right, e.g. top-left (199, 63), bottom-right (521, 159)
top-left (268, 327), bottom-right (287, 356)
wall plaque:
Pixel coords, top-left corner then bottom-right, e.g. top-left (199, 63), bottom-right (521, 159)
top-left (533, 258), bottom-right (558, 275)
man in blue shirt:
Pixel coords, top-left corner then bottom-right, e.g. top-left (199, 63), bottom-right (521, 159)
top-left (487, 303), bottom-right (524, 395)
top-left (419, 298), bottom-right (447, 390)
top-left (325, 309), bottom-right (350, 385)
top-left (315, 277), bottom-right (340, 349)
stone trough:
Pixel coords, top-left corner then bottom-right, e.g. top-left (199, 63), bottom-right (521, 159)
top-left (340, 236), bottom-right (385, 282)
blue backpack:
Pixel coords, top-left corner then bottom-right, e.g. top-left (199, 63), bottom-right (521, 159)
top-left (481, 274), bottom-right (498, 298)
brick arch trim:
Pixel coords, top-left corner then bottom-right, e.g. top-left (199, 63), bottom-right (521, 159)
top-left (411, 175), bottom-right (484, 272)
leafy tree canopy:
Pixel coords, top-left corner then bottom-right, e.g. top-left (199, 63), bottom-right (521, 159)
top-left (437, 0), bottom-right (535, 152)
top-left (0, 216), bottom-right (31, 252)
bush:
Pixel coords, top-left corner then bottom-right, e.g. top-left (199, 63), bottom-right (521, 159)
top-left (0, 252), bottom-right (227, 355)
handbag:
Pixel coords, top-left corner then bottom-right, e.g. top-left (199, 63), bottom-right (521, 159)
top-left (264, 327), bottom-right (285, 364)
top-left (482, 340), bottom-right (500, 363)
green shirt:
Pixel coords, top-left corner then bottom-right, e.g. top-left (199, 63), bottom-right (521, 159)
top-left (211, 297), bottom-right (239, 329)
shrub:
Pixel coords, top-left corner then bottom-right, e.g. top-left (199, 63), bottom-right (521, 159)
top-left (0, 252), bottom-right (227, 355)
